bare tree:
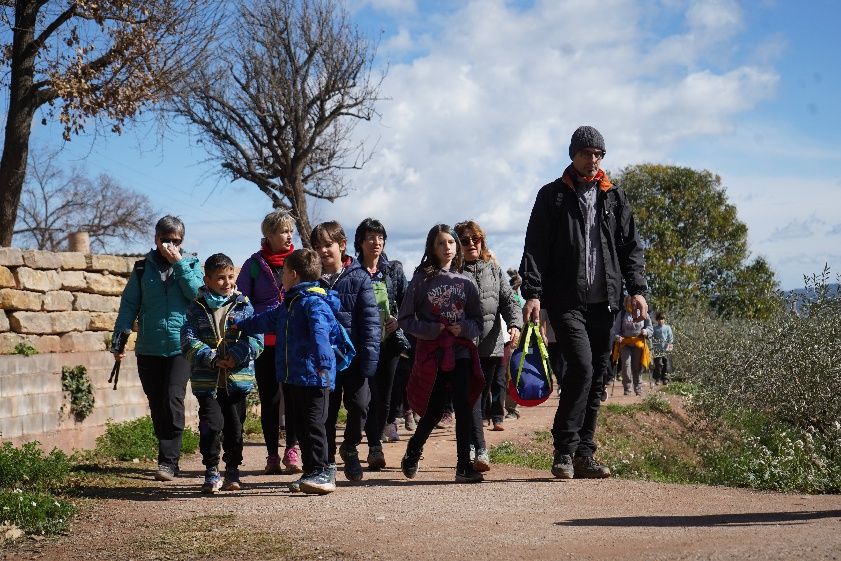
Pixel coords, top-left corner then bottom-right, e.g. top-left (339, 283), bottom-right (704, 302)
top-left (13, 150), bottom-right (155, 252)
top-left (170, 0), bottom-right (383, 246)
top-left (0, 0), bottom-right (218, 246)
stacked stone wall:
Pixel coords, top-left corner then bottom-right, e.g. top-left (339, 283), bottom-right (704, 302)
top-left (0, 248), bottom-right (139, 354)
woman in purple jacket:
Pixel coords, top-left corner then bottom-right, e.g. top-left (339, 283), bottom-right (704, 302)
top-left (236, 210), bottom-right (301, 474)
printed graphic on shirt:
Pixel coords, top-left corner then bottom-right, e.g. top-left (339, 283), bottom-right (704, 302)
top-left (426, 281), bottom-right (467, 325)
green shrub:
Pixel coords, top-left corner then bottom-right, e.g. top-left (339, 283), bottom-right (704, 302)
top-left (61, 365), bottom-right (95, 422)
top-left (243, 414), bottom-right (263, 436)
top-left (672, 267), bottom-right (841, 463)
top-left (94, 417), bottom-right (199, 461)
top-left (0, 442), bottom-right (72, 492)
top-left (13, 341), bottom-right (38, 356)
top-left (0, 490), bottom-right (74, 535)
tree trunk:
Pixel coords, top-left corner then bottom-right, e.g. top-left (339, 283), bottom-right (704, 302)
top-left (0, 2), bottom-right (39, 246)
top-left (292, 175), bottom-right (313, 249)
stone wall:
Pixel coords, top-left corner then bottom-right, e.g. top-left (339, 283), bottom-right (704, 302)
top-left (0, 247), bottom-right (198, 447)
top-left (0, 248), bottom-right (139, 354)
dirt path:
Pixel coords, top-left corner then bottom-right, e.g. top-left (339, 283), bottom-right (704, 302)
top-left (4, 392), bottom-right (841, 561)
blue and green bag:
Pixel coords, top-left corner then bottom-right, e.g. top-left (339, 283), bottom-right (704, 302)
top-left (508, 321), bottom-right (554, 406)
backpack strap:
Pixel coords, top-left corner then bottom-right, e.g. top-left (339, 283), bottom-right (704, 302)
top-left (250, 259), bottom-right (260, 280)
top-left (132, 259), bottom-right (146, 310)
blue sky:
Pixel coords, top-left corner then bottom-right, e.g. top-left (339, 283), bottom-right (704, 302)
top-left (14, 0), bottom-right (841, 290)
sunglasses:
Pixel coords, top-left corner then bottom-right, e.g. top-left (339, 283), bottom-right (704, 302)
top-left (160, 238), bottom-right (182, 246)
top-left (459, 235), bottom-right (482, 246)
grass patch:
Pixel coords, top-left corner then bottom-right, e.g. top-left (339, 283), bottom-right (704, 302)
top-left (93, 416), bottom-right (199, 461)
top-left (127, 514), bottom-right (319, 561)
top-left (0, 490), bottom-right (74, 536)
top-left (489, 432), bottom-right (553, 471)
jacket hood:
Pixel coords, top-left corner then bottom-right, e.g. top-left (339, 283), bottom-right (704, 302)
top-left (286, 281), bottom-right (341, 315)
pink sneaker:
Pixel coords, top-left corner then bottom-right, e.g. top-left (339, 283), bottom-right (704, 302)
top-left (283, 446), bottom-right (303, 474)
top-left (264, 454), bottom-right (282, 475)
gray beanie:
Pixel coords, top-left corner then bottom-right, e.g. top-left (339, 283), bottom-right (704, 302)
top-left (569, 126), bottom-right (606, 160)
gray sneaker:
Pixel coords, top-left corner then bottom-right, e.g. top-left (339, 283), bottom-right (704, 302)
top-left (300, 468), bottom-right (336, 495)
top-left (573, 456), bottom-right (611, 478)
top-left (154, 464), bottom-right (176, 482)
top-left (551, 452), bottom-right (574, 479)
top-left (367, 447), bottom-right (386, 471)
top-left (473, 448), bottom-right (491, 472)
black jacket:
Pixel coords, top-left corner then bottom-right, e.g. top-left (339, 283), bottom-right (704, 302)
top-left (519, 168), bottom-right (647, 313)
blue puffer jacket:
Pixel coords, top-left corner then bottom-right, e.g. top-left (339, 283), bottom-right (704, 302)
top-left (113, 249), bottom-right (204, 357)
top-left (319, 256), bottom-right (381, 378)
top-left (180, 288), bottom-right (263, 397)
top-left (236, 282), bottom-right (341, 389)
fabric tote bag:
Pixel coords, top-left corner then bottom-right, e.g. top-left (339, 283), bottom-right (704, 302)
top-left (508, 321), bottom-right (554, 406)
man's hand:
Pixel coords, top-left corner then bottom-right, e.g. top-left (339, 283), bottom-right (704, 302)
top-left (215, 355), bottom-right (235, 369)
top-left (523, 298), bottom-right (540, 324)
top-left (112, 351), bottom-right (125, 361)
top-left (385, 316), bottom-right (398, 335)
top-left (508, 326), bottom-right (520, 347)
top-left (630, 294), bottom-right (648, 321)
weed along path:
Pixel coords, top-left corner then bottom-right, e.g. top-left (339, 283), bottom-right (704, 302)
top-left (4, 392), bottom-right (841, 561)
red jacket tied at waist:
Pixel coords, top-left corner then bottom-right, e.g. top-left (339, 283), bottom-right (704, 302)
top-left (407, 330), bottom-right (484, 417)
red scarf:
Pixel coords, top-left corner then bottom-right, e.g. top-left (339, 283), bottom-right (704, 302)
top-left (561, 165), bottom-right (612, 192)
top-left (260, 239), bottom-right (294, 267)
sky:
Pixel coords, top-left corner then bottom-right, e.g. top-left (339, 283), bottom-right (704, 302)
top-left (14, 0), bottom-right (841, 290)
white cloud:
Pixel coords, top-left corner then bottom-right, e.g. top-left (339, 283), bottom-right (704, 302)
top-left (329, 0), bottom-right (782, 281)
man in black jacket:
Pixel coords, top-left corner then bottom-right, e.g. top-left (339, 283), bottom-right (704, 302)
top-left (519, 125), bottom-right (648, 479)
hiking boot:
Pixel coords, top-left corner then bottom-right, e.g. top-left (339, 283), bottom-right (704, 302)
top-left (491, 421), bottom-right (504, 431)
top-left (222, 467), bottom-right (241, 491)
top-left (383, 422), bottom-right (400, 442)
top-left (339, 445), bottom-right (364, 481)
top-left (299, 468), bottom-right (336, 495)
top-left (264, 453), bottom-right (282, 475)
top-left (623, 388), bottom-right (631, 396)
top-left (551, 451), bottom-right (574, 479)
top-left (600, 386), bottom-right (609, 402)
top-left (473, 448), bottom-right (491, 472)
top-left (436, 411), bottom-right (454, 429)
top-left (504, 409), bottom-right (520, 420)
top-left (573, 456), bottom-right (611, 479)
top-left (634, 385), bottom-right (643, 396)
top-left (367, 447), bottom-right (386, 471)
top-left (401, 448), bottom-right (422, 479)
top-left (283, 446), bottom-right (303, 474)
top-left (201, 467), bottom-right (223, 494)
top-left (154, 464), bottom-right (176, 482)
top-left (404, 410), bottom-right (417, 432)
top-left (455, 465), bottom-right (484, 483)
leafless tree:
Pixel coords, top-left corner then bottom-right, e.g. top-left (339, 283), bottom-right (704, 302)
top-left (13, 150), bottom-right (155, 252)
top-left (0, 0), bottom-right (219, 246)
top-left (169, 0), bottom-right (383, 246)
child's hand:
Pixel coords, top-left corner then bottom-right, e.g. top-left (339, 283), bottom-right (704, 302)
top-left (667, 344), bottom-right (673, 351)
top-left (216, 356), bottom-right (235, 369)
top-left (385, 316), bottom-right (398, 335)
top-left (446, 324), bottom-right (462, 337)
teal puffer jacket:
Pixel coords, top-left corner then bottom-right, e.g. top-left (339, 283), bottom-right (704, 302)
top-left (113, 249), bottom-right (204, 357)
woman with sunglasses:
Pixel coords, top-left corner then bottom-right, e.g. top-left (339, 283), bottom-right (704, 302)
top-left (454, 221), bottom-right (523, 472)
top-left (112, 215), bottom-right (204, 483)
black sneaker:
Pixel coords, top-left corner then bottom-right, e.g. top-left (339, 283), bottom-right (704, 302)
top-left (300, 468), bottom-right (336, 495)
top-left (401, 448), bottom-right (422, 479)
top-left (154, 464), bottom-right (176, 482)
top-left (455, 465), bottom-right (483, 483)
top-left (573, 456), bottom-right (611, 479)
top-left (551, 451), bottom-right (574, 479)
top-left (221, 467), bottom-right (241, 491)
top-left (367, 447), bottom-right (386, 471)
top-left (339, 445), bottom-right (364, 481)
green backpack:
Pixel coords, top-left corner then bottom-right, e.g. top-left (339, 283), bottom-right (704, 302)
top-left (371, 280), bottom-right (390, 341)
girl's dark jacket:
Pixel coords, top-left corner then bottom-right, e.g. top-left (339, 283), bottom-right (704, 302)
top-left (519, 168), bottom-right (647, 313)
top-left (318, 256), bottom-right (381, 378)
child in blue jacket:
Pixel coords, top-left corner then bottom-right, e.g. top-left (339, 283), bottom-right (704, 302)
top-left (181, 254), bottom-right (263, 494)
top-left (236, 248), bottom-right (343, 495)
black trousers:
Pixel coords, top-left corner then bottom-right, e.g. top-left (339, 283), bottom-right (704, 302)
top-left (286, 384), bottom-right (330, 473)
top-left (470, 356), bottom-right (505, 449)
top-left (136, 354), bottom-right (190, 468)
top-left (196, 390), bottom-right (247, 469)
top-left (389, 353), bottom-right (413, 421)
top-left (365, 338), bottom-right (401, 449)
top-left (325, 361), bottom-right (370, 463)
top-left (653, 356), bottom-right (669, 383)
top-left (254, 346), bottom-right (283, 456)
top-left (548, 304), bottom-right (616, 457)
top-left (406, 358), bottom-right (474, 470)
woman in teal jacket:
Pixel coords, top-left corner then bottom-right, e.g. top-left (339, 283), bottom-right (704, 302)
top-left (112, 216), bottom-right (204, 482)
